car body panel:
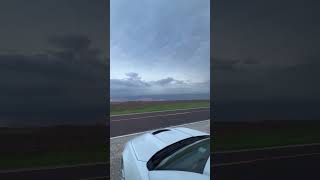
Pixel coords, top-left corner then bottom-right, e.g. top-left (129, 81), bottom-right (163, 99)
top-left (149, 170), bottom-right (209, 180)
top-left (122, 127), bottom-right (210, 180)
top-left (131, 134), bottom-right (167, 162)
top-left (122, 142), bottom-right (149, 180)
top-left (131, 128), bottom-right (209, 162)
top-left (203, 157), bottom-right (210, 176)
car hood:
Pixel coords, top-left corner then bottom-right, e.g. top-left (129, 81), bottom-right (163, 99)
top-left (130, 127), bottom-right (208, 162)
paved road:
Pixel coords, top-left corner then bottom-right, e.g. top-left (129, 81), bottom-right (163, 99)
top-left (0, 108), bottom-right (209, 180)
top-left (0, 164), bottom-right (108, 180)
top-left (110, 107), bottom-right (210, 137)
top-left (213, 144), bottom-right (320, 180)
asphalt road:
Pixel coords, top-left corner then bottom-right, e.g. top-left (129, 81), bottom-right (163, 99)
top-left (213, 144), bottom-right (320, 180)
top-left (110, 107), bottom-right (210, 137)
top-left (0, 164), bottom-right (108, 180)
top-left (0, 108), bottom-right (209, 180)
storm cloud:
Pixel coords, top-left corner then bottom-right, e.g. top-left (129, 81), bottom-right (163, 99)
top-left (212, 0), bottom-right (320, 121)
top-left (111, 0), bottom-right (210, 85)
top-left (111, 73), bottom-right (209, 101)
top-left (0, 34), bottom-right (108, 126)
top-left (0, 0), bottom-right (108, 126)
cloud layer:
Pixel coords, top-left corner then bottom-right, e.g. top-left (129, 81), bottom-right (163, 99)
top-left (111, 0), bottom-right (210, 82)
top-left (0, 34), bottom-right (108, 126)
top-left (110, 72), bottom-right (209, 101)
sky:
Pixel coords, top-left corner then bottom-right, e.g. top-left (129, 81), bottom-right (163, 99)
top-left (213, 0), bottom-right (320, 121)
top-left (0, 0), bottom-right (108, 126)
top-left (2, 0), bottom-right (320, 125)
top-left (110, 0), bottom-right (210, 100)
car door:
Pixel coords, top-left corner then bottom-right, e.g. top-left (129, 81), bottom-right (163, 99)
top-left (149, 170), bottom-right (209, 180)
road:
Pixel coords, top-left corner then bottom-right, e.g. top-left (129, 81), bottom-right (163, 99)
top-left (0, 108), bottom-right (209, 180)
top-left (213, 143), bottom-right (320, 180)
top-left (110, 107), bottom-right (210, 137)
top-left (0, 163), bottom-right (108, 180)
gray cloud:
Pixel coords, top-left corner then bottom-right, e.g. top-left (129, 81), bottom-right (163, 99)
top-left (125, 72), bottom-right (141, 81)
top-left (111, 72), bottom-right (209, 101)
top-left (111, 0), bottom-right (209, 82)
top-left (0, 34), bottom-right (108, 126)
top-left (154, 77), bottom-right (184, 86)
top-left (214, 57), bottom-right (261, 72)
top-left (213, 0), bottom-right (320, 121)
top-left (213, 56), bottom-right (320, 103)
top-left (48, 34), bottom-right (91, 51)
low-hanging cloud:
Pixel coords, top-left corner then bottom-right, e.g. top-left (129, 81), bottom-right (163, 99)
top-left (0, 34), bottom-right (108, 126)
top-left (213, 56), bottom-right (320, 102)
top-left (110, 72), bottom-right (209, 101)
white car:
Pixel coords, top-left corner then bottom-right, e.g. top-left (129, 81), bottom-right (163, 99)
top-left (121, 127), bottom-right (210, 180)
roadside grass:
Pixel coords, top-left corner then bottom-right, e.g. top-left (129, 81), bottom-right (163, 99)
top-left (110, 100), bottom-right (209, 115)
top-left (0, 145), bottom-right (108, 170)
top-left (213, 121), bottom-right (320, 151)
top-left (0, 126), bottom-right (108, 170)
top-left (3, 121), bottom-right (320, 170)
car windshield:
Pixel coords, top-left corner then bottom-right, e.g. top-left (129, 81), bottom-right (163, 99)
top-left (149, 136), bottom-right (210, 174)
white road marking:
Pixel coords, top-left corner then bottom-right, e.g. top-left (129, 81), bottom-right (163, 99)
top-left (110, 107), bottom-right (210, 117)
top-left (213, 152), bottom-right (320, 167)
top-left (111, 109), bottom-right (209, 122)
top-left (215, 143), bottom-right (320, 154)
top-left (110, 119), bottom-right (210, 139)
top-left (0, 162), bottom-right (107, 174)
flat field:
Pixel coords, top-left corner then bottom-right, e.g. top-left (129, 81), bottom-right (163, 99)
top-left (213, 120), bottom-right (320, 151)
top-left (0, 125), bottom-right (108, 170)
top-left (110, 100), bottom-right (210, 115)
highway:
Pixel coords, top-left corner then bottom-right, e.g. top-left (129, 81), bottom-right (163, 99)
top-left (0, 107), bottom-right (210, 180)
top-left (0, 163), bottom-right (108, 180)
top-left (110, 107), bottom-right (210, 137)
top-left (3, 108), bottom-right (320, 180)
top-left (213, 143), bottom-right (320, 179)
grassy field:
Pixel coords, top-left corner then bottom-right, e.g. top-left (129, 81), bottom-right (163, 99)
top-left (213, 121), bottom-right (320, 151)
top-left (110, 100), bottom-right (210, 115)
top-left (2, 120), bottom-right (320, 169)
top-left (0, 126), bottom-right (108, 170)
top-left (0, 146), bottom-right (107, 170)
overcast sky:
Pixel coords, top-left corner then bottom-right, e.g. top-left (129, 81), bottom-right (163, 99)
top-left (213, 0), bottom-right (320, 121)
top-left (0, 0), bottom-right (108, 126)
top-left (111, 0), bottom-right (210, 100)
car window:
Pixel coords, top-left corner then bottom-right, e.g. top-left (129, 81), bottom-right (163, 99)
top-left (147, 135), bottom-right (209, 170)
top-left (154, 138), bottom-right (210, 174)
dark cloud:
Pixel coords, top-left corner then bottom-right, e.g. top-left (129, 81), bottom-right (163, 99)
top-left (48, 34), bottom-right (91, 51)
top-left (154, 77), bottom-right (184, 86)
top-left (214, 58), bottom-right (261, 71)
top-left (111, 73), bottom-right (209, 101)
top-left (111, 0), bottom-right (209, 82)
top-left (214, 58), bottom-right (240, 71)
top-left (213, 0), bottom-right (320, 121)
top-left (243, 58), bottom-right (260, 65)
top-left (214, 55), bottom-right (320, 102)
top-left (125, 72), bottom-right (141, 81)
top-left (0, 34), bottom-right (108, 126)
top-left (213, 57), bottom-right (320, 121)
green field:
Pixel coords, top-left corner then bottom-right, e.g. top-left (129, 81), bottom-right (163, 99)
top-left (2, 120), bottom-right (320, 170)
top-left (0, 145), bottom-right (107, 170)
top-left (0, 126), bottom-right (108, 170)
top-left (110, 100), bottom-right (210, 115)
top-left (213, 121), bottom-right (320, 151)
